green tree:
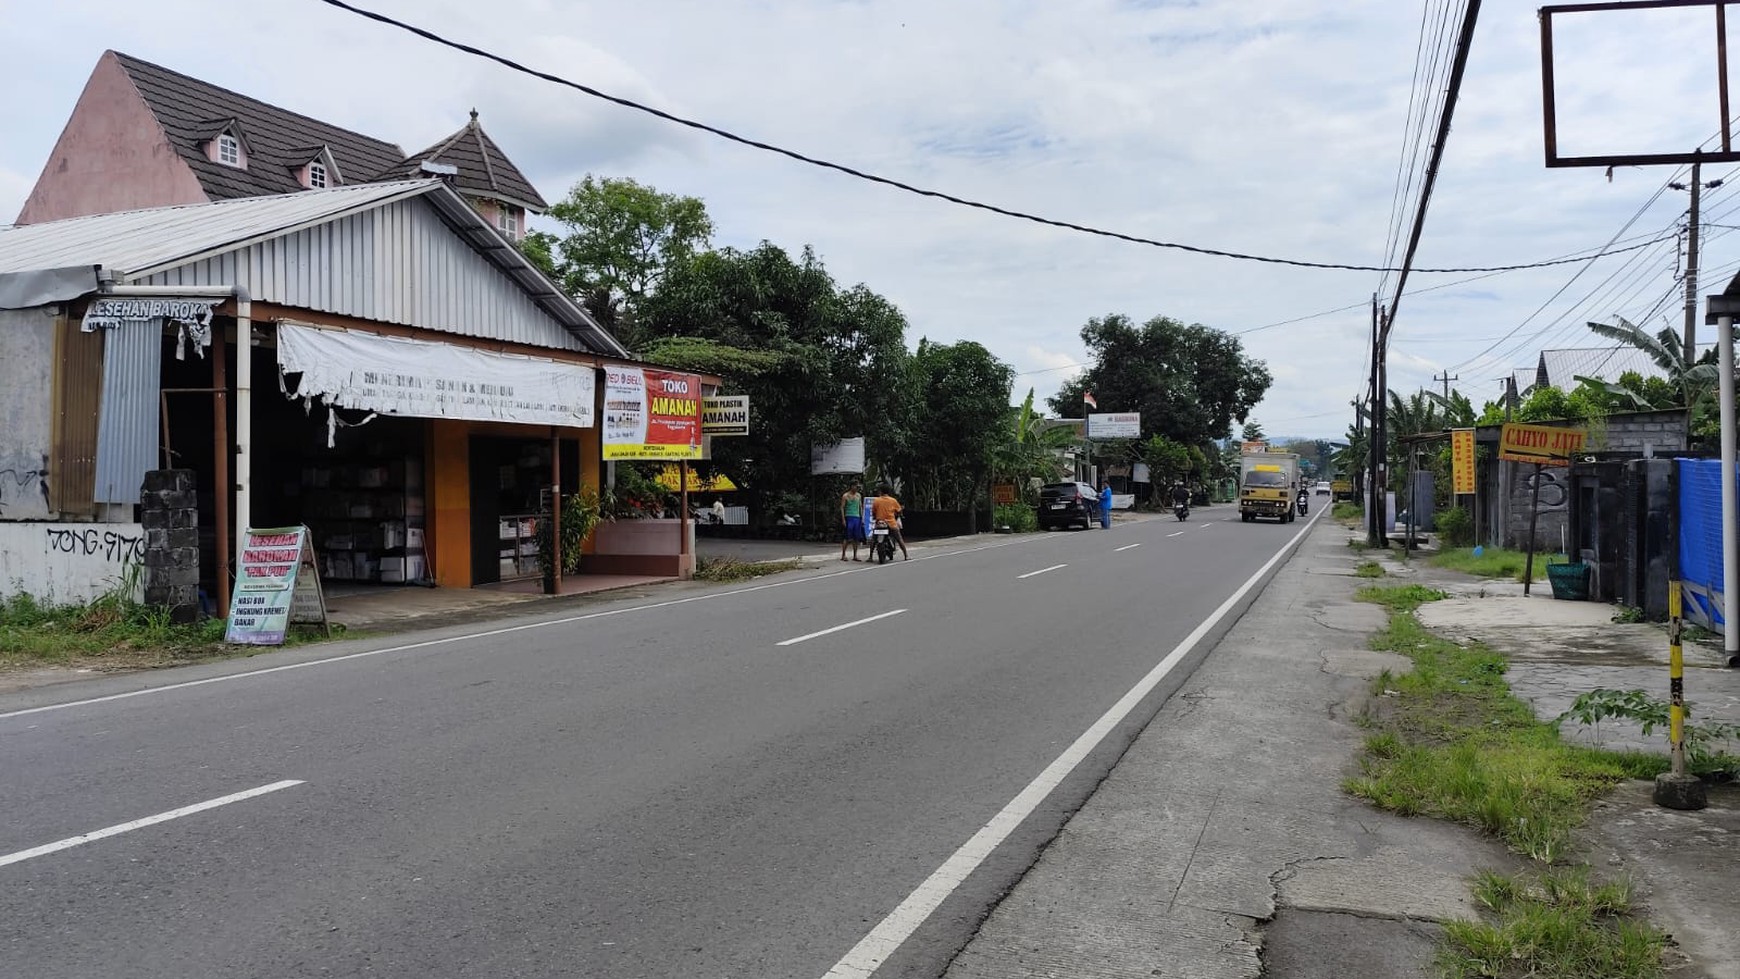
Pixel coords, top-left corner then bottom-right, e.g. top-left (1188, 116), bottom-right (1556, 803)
top-left (637, 243), bottom-right (910, 517)
top-left (526, 175), bottom-right (715, 348)
top-left (993, 388), bottom-right (1076, 497)
top-left (901, 340), bottom-right (1015, 511)
top-left (1046, 314), bottom-right (1272, 449)
top-left (1141, 435), bottom-right (1193, 502)
top-left (1241, 421), bottom-right (1266, 444)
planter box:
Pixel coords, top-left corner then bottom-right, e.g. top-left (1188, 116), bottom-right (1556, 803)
top-left (587, 519), bottom-right (695, 579)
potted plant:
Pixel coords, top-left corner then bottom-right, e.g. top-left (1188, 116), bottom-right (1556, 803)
top-left (537, 487), bottom-right (603, 576)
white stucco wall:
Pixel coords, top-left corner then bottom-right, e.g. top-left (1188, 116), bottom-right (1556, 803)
top-left (0, 307), bottom-right (57, 520)
top-left (0, 522), bottom-right (146, 605)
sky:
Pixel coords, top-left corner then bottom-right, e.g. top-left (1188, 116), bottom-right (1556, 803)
top-left (1, 0), bottom-right (1734, 440)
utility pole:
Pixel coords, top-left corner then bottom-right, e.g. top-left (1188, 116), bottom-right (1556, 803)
top-left (1680, 158), bottom-right (1704, 368)
top-left (1433, 370), bottom-right (1460, 401)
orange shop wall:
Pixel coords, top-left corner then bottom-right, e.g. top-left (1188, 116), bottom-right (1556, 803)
top-left (427, 419), bottom-right (602, 589)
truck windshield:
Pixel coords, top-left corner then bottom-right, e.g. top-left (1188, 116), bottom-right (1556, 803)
top-left (1243, 471), bottom-right (1289, 488)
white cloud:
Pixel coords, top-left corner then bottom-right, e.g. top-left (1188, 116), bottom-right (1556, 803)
top-left (0, 0), bottom-right (1724, 435)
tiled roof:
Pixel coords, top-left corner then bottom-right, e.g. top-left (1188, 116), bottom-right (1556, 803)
top-left (380, 110), bottom-right (549, 211)
top-left (112, 51), bottom-right (406, 201)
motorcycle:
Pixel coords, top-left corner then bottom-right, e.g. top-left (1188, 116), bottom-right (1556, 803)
top-left (872, 520), bottom-right (897, 564)
top-left (1296, 492), bottom-right (1309, 516)
top-left (1173, 501), bottom-right (1190, 521)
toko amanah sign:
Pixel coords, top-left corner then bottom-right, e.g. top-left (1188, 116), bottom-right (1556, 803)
top-left (602, 366), bottom-right (704, 460)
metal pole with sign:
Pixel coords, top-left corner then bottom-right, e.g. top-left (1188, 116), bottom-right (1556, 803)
top-left (1497, 422), bottom-right (1587, 596)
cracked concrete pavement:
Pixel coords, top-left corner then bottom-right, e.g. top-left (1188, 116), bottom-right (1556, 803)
top-left (940, 519), bottom-right (1516, 979)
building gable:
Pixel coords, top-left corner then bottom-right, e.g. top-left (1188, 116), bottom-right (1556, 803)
top-left (135, 195), bottom-right (590, 351)
top-left (380, 110), bottom-right (549, 212)
top-left (15, 52), bottom-right (208, 225)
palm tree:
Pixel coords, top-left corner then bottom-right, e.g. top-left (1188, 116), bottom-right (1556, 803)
top-left (1585, 317), bottom-right (1717, 406)
top-left (1424, 389), bottom-right (1477, 428)
top-left (993, 388), bottom-right (1077, 496)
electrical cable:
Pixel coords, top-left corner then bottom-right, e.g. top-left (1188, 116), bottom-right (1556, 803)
top-left (312, 0), bottom-right (1655, 277)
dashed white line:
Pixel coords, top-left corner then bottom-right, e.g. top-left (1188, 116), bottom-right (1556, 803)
top-left (0, 534), bottom-right (1063, 722)
top-left (818, 511), bottom-right (1321, 979)
top-left (1017, 564), bottom-right (1069, 579)
top-left (1114, 543), bottom-right (1142, 552)
top-left (0, 780), bottom-right (305, 869)
top-left (777, 609), bottom-right (907, 646)
top-left (1167, 531), bottom-right (1185, 538)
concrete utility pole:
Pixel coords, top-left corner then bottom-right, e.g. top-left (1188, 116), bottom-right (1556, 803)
top-left (1681, 159), bottom-right (1704, 368)
top-left (1433, 371), bottom-right (1460, 401)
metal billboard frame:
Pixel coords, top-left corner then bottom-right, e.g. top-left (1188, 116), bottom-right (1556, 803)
top-left (1541, 0), bottom-right (1738, 167)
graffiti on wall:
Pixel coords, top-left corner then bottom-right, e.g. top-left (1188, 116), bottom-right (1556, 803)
top-left (0, 453), bottom-right (50, 517)
top-left (0, 521), bottom-right (146, 605)
top-left (43, 526), bottom-right (146, 565)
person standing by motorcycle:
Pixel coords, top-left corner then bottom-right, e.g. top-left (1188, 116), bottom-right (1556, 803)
top-left (869, 484), bottom-right (909, 561)
top-left (840, 482), bottom-right (865, 562)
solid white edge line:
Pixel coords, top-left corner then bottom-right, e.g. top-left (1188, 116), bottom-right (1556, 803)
top-left (778, 609), bottom-right (907, 647)
top-left (1114, 543), bottom-right (1142, 552)
top-left (1016, 564), bottom-right (1068, 579)
top-left (818, 510), bottom-right (1321, 978)
top-left (0, 532), bottom-right (1080, 722)
top-left (0, 779), bottom-right (305, 869)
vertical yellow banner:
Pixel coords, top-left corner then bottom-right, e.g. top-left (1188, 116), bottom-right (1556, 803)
top-left (1451, 428), bottom-right (1476, 495)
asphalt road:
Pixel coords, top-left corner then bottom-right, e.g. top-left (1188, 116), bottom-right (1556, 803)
top-left (0, 506), bottom-right (1320, 979)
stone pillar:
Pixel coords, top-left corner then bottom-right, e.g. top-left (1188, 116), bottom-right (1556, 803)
top-left (140, 469), bottom-right (200, 623)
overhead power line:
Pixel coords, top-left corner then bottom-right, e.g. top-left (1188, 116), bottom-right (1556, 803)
top-left (315, 0), bottom-right (1654, 277)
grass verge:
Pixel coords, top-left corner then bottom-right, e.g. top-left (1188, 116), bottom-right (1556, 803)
top-left (1441, 868), bottom-right (1666, 979)
top-left (692, 557), bottom-right (803, 583)
top-left (1430, 547), bottom-right (1566, 582)
top-left (1353, 560), bottom-right (1386, 579)
top-left (1333, 502), bottom-right (1364, 524)
top-left (1345, 583), bottom-right (1671, 978)
top-left (0, 591), bottom-right (334, 669)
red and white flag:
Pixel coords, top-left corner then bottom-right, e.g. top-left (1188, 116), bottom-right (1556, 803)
top-left (1082, 391), bottom-right (1098, 409)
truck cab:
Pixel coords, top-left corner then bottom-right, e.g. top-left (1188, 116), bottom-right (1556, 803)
top-left (1238, 452), bottom-right (1300, 523)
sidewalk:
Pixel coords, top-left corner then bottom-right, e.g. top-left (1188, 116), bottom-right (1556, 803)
top-left (943, 518), bottom-right (1738, 978)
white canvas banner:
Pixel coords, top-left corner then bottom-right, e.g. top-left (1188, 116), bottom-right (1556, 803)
top-left (277, 322), bottom-right (596, 427)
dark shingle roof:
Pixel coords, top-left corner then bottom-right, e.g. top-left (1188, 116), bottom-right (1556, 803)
top-left (111, 51), bottom-right (406, 201)
top-left (381, 110), bottom-right (549, 212)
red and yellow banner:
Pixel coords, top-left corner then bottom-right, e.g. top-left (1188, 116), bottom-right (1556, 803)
top-left (1450, 428), bottom-right (1476, 495)
top-left (602, 367), bottom-right (704, 460)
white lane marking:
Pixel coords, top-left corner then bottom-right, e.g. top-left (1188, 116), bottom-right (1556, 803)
top-left (1, 534), bottom-right (1077, 722)
top-left (1167, 531), bottom-right (1185, 538)
top-left (1114, 543), bottom-right (1142, 552)
top-left (818, 510), bottom-right (1320, 979)
top-left (1017, 564), bottom-right (1068, 579)
top-left (778, 609), bottom-right (907, 647)
top-left (0, 780), bottom-right (304, 869)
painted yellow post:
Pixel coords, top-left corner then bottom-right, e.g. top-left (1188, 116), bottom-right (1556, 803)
top-left (1669, 580), bottom-right (1687, 777)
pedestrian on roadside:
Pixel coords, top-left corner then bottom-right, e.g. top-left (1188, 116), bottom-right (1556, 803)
top-left (840, 482), bottom-right (864, 562)
top-left (711, 498), bottom-right (726, 525)
top-left (1099, 481), bottom-right (1113, 529)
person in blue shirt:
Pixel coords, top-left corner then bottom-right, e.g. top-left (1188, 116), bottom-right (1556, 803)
top-left (1099, 482), bottom-right (1113, 528)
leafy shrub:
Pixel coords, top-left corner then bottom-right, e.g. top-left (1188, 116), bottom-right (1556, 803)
top-left (995, 503), bottom-right (1038, 533)
top-left (1436, 504), bottom-right (1474, 546)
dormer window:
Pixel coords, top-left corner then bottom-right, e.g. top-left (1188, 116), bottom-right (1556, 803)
top-left (309, 161), bottom-right (328, 189)
top-left (496, 205), bottom-right (519, 240)
top-left (217, 134), bottom-right (241, 167)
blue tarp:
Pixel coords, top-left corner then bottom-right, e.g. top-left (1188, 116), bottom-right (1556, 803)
top-left (1676, 458), bottom-right (1737, 630)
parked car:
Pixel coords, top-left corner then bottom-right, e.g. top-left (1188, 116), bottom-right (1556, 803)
top-left (1037, 481), bottom-right (1102, 530)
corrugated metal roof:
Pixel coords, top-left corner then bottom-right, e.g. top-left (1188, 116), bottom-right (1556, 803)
top-left (0, 181), bottom-right (628, 357)
top-left (0, 181), bottom-right (431, 277)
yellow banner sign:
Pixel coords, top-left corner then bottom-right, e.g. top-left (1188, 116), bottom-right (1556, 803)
top-left (1451, 428), bottom-right (1476, 495)
top-left (1498, 422), bottom-right (1586, 464)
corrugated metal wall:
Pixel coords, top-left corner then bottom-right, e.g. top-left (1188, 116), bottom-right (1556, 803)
top-left (51, 316), bottom-right (102, 515)
top-left (139, 198), bottom-right (584, 351)
top-left (92, 322), bottom-right (161, 504)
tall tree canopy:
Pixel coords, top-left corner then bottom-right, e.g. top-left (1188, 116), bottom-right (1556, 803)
top-left (521, 175), bottom-right (714, 347)
top-left (1048, 314), bottom-right (1271, 448)
top-left (898, 339), bottom-right (1015, 510)
top-left (637, 243), bottom-right (911, 509)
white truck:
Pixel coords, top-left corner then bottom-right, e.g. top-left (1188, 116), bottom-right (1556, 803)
top-left (1239, 451), bottom-right (1300, 523)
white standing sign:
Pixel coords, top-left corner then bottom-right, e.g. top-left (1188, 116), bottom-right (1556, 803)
top-left (811, 437), bottom-right (867, 475)
top-left (277, 322), bottom-right (596, 427)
